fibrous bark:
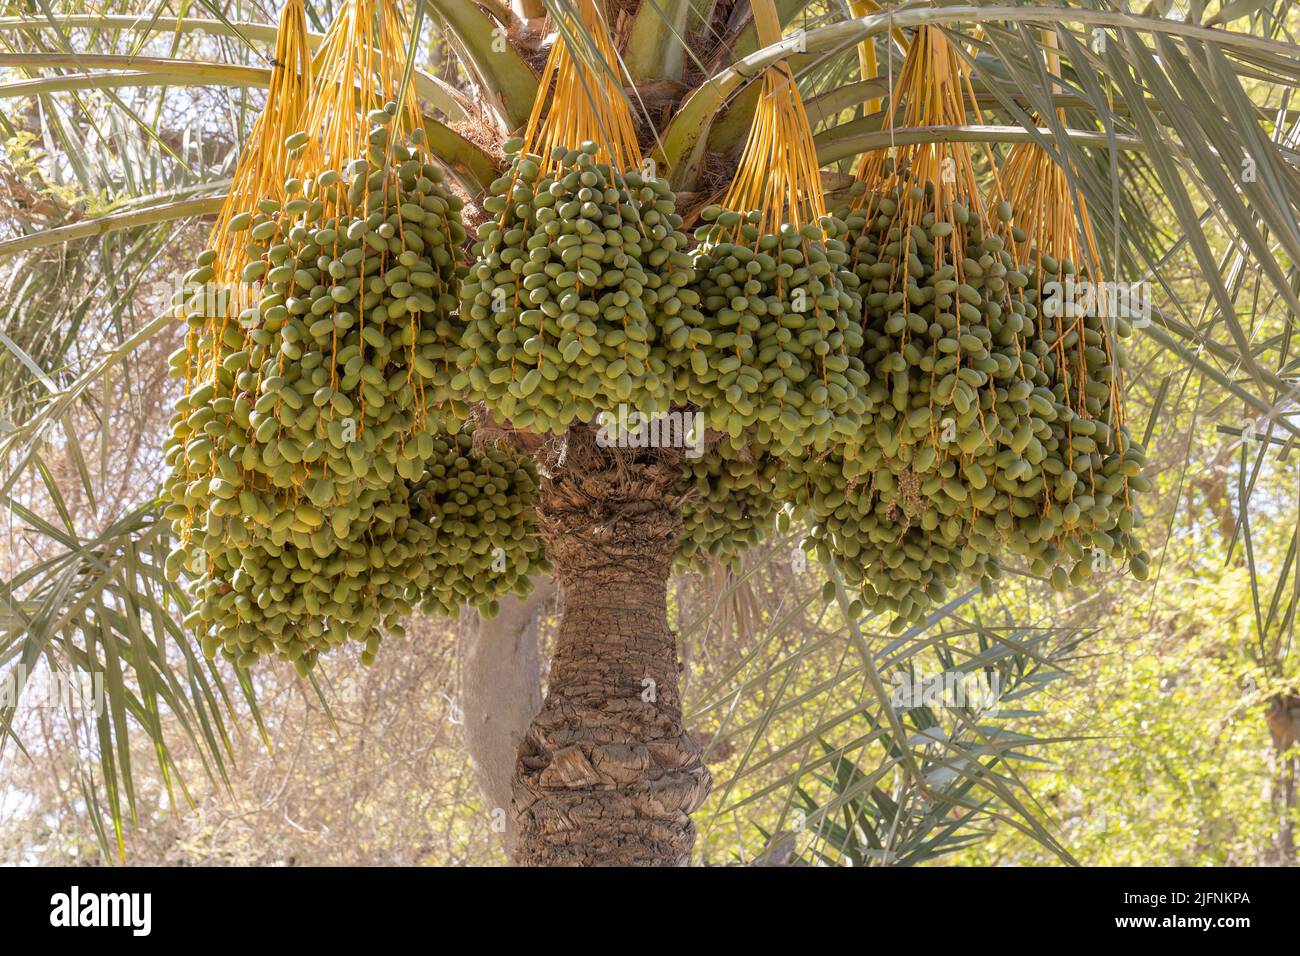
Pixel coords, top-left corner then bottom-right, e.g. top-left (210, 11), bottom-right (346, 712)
top-left (511, 426), bottom-right (711, 866)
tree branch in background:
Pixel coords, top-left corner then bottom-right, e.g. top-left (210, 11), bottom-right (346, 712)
top-left (459, 576), bottom-right (556, 857)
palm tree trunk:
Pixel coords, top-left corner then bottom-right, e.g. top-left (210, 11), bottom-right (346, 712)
top-left (511, 428), bottom-right (711, 866)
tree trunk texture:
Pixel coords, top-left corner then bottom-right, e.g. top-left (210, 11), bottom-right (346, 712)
top-left (511, 428), bottom-right (711, 866)
top-left (459, 576), bottom-right (556, 857)
top-left (1271, 753), bottom-right (1296, 865)
top-left (1265, 694), bottom-right (1300, 865)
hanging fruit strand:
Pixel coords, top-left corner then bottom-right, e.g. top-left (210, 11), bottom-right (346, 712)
top-left (173, 0), bottom-right (312, 547)
top-left (281, 0), bottom-right (443, 430)
top-left (824, 22), bottom-right (1150, 626)
top-left (850, 24), bottom-right (1012, 455)
top-left (188, 0), bottom-right (311, 398)
top-left (719, 0), bottom-right (826, 240)
top-left (293, 0), bottom-right (429, 190)
top-left (848, 0), bottom-right (882, 115)
top-left (521, 0), bottom-right (642, 177)
top-left (854, 25), bottom-right (997, 246)
top-left (998, 119), bottom-right (1125, 430)
top-left (161, 0), bottom-right (536, 675)
top-left (682, 0), bottom-right (870, 459)
top-left (205, 0), bottom-right (312, 283)
top-left (721, 65), bottom-right (827, 238)
top-left (457, 0), bottom-right (692, 436)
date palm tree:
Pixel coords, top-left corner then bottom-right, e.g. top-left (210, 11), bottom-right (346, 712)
top-left (3, 0), bottom-right (1300, 866)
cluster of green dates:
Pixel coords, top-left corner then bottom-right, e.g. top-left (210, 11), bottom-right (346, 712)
top-left (162, 109), bottom-right (545, 670)
top-left (675, 436), bottom-right (784, 573)
top-left (172, 428), bottom-right (542, 672)
top-left (675, 208), bottom-right (873, 458)
top-left (160, 121), bottom-right (1155, 655)
top-left (408, 430), bottom-right (549, 617)
top-left (165, 118), bottom-right (466, 519)
top-left (456, 139), bottom-right (695, 434)
top-left (778, 179), bottom-right (1150, 630)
